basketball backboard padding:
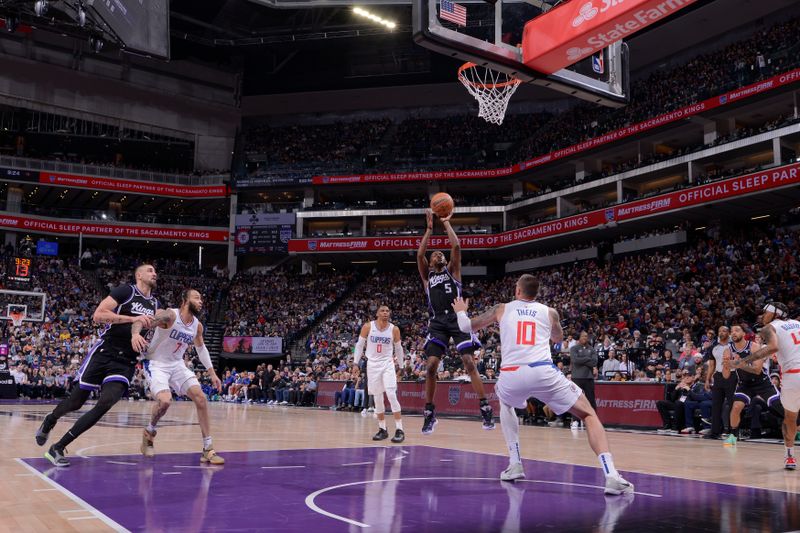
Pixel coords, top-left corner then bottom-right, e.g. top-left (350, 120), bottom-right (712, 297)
top-left (412, 0), bottom-right (629, 107)
top-left (521, 0), bottom-right (698, 74)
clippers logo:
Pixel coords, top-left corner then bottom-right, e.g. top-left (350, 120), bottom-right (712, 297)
top-left (308, 241), bottom-right (317, 251)
top-left (448, 386), bottom-right (461, 406)
top-left (567, 46), bottom-right (593, 61)
top-left (572, 2), bottom-right (599, 26)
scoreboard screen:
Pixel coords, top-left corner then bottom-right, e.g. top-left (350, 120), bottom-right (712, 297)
top-left (8, 257), bottom-right (32, 284)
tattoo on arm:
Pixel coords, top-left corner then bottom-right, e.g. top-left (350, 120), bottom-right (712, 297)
top-left (131, 320), bottom-right (144, 337)
top-left (470, 304), bottom-right (500, 330)
top-left (742, 326), bottom-right (777, 364)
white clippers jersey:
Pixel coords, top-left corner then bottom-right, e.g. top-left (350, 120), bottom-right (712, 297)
top-left (147, 309), bottom-right (199, 364)
top-left (499, 300), bottom-right (553, 366)
top-left (771, 319), bottom-right (800, 372)
top-left (365, 321), bottom-right (395, 364)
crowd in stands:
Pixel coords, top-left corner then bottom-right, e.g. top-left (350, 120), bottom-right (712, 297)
top-left (242, 16), bottom-right (800, 206)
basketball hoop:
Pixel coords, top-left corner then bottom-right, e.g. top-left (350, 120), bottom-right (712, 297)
top-left (9, 310), bottom-right (25, 327)
top-left (457, 62), bottom-right (522, 126)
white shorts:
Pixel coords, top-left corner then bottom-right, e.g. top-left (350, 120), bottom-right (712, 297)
top-left (367, 360), bottom-right (397, 395)
top-left (145, 361), bottom-right (199, 397)
top-left (496, 363), bottom-right (582, 415)
top-left (781, 372), bottom-right (800, 412)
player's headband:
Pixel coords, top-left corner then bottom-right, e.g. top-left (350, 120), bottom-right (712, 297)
top-left (763, 303), bottom-right (786, 317)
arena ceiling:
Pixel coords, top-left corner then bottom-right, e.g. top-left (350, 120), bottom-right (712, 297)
top-left (167, 0), bottom-right (800, 96)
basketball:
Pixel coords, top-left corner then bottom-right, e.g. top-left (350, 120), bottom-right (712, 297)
top-left (430, 192), bottom-right (454, 218)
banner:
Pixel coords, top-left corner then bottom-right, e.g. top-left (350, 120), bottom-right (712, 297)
top-left (222, 336), bottom-right (283, 354)
top-left (291, 162), bottom-right (800, 253)
top-left (595, 382), bottom-right (665, 427)
top-left (235, 175), bottom-right (313, 188)
top-left (38, 172), bottom-right (227, 198)
top-left (0, 213), bottom-right (229, 243)
top-left (522, 0), bottom-right (697, 74)
top-left (312, 68), bottom-right (800, 185)
top-left (315, 380), bottom-right (500, 416)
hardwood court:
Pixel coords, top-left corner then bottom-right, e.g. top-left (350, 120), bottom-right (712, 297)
top-left (2, 400), bottom-right (799, 532)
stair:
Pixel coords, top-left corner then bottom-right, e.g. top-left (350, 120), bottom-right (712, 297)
top-left (203, 321), bottom-right (226, 368)
top-left (288, 278), bottom-right (364, 363)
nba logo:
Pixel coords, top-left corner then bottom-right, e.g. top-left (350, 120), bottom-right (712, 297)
top-left (49, 175), bottom-right (56, 183)
top-left (604, 208), bottom-right (615, 222)
top-left (592, 53), bottom-right (604, 74)
top-left (719, 95), bottom-right (728, 104)
top-left (322, 177), bottom-right (330, 184)
top-left (448, 386), bottom-right (460, 406)
top-left (308, 241), bottom-right (317, 251)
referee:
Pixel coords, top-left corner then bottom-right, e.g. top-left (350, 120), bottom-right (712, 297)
top-left (570, 331), bottom-right (598, 410)
top-left (703, 325), bottom-right (736, 439)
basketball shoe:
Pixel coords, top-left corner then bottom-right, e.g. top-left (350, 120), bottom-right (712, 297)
top-left (481, 403), bottom-right (496, 430)
top-left (201, 447), bottom-right (225, 465)
top-left (45, 444), bottom-right (69, 467)
top-left (372, 428), bottom-right (389, 441)
top-left (723, 434), bottom-right (737, 447)
top-left (604, 476), bottom-right (635, 495)
top-left (500, 463), bottom-right (525, 481)
top-left (35, 414), bottom-right (56, 446)
top-left (391, 429), bottom-right (405, 443)
top-left (785, 456), bottom-right (797, 470)
top-left (141, 428), bottom-right (156, 458)
top-left (421, 408), bottom-right (437, 435)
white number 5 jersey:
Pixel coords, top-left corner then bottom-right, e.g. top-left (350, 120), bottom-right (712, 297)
top-left (499, 300), bottom-right (553, 366)
top-left (147, 309), bottom-right (199, 364)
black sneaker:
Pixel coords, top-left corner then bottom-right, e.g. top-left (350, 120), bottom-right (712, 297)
top-left (35, 414), bottom-right (56, 446)
top-left (391, 429), bottom-right (405, 443)
top-left (422, 410), bottom-right (437, 435)
top-left (45, 444), bottom-right (70, 467)
top-left (481, 403), bottom-right (496, 430)
top-left (372, 428), bottom-right (389, 441)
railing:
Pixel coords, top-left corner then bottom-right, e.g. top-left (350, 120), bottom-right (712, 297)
top-left (0, 155), bottom-right (228, 186)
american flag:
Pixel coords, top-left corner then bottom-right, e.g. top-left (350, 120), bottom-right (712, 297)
top-left (440, 0), bottom-right (467, 27)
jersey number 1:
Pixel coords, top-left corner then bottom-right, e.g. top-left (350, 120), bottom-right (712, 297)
top-left (516, 321), bottom-right (536, 346)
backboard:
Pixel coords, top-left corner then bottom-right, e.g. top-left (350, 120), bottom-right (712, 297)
top-left (0, 290), bottom-right (47, 323)
top-left (412, 0), bottom-right (629, 107)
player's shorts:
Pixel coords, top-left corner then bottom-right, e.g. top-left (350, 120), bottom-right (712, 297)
top-left (734, 378), bottom-right (780, 406)
top-left (424, 315), bottom-right (481, 357)
top-left (496, 361), bottom-right (582, 415)
top-left (75, 340), bottom-right (137, 391)
top-left (779, 371), bottom-right (800, 412)
top-left (144, 360), bottom-right (200, 397)
top-left (367, 360), bottom-right (397, 394)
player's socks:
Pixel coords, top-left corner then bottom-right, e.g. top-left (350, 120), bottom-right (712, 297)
top-left (146, 423), bottom-right (157, 434)
top-left (598, 453), bottom-right (619, 478)
top-left (55, 430), bottom-right (77, 450)
top-left (395, 420), bottom-right (403, 431)
top-left (787, 447), bottom-right (794, 459)
top-left (378, 420), bottom-right (387, 430)
top-left (203, 436), bottom-right (213, 450)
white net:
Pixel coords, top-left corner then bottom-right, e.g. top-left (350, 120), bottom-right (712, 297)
top-left (458, 63), bottom-right (522, 126)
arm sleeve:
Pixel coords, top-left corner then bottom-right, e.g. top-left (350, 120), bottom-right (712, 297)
top-left (456, 311), bottom-right (472, 334)
top-left (394, 341), bottom-right (404, 360)
top-left (354, 336), bottom-right (367, 365)
top-left (197, 344), bottom-right (213, 372)
top-left (109, 284), bottom-right (134, 305)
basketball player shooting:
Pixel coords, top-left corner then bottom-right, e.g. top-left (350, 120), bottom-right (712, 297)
top-left (36, 264), bottom-right (159, 467)
top-left (417, 208), bottom-right (495, 434)
top-left (353, 305), bottom-right (405, 443)
top-left (731, 302), bottom-right (799, 470)
top-left (452, 275), bottom-right (634, 495)
top-left (138, 289), bottom-right (225, 464)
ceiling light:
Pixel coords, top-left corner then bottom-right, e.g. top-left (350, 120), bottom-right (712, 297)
top-left (34, 0), bottom-right (48, 17)
top-left (352, 7), bottom-right (397, 30)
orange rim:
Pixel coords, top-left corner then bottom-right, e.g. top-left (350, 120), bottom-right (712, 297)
top-left (458, 62), bottom-right (521, 89)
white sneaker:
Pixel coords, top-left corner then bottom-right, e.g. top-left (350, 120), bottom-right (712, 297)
top-left (500, 463), bottom-right (526, 481)
top-left (570, 421), bottom-right (580, 430)
top-left (604, 475), bottom-right (634, 495)
top-left (699, 428), bottom-right (711, 436)
top-left (361, 409), bottom-right (368, 416)
top-left (680, 427), bottom-right (695, 434)
top-left (367, 407), bottom-right (375, 413)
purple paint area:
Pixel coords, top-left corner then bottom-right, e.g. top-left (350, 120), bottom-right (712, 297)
top-left (23, 445), bottom-right (800, 532)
